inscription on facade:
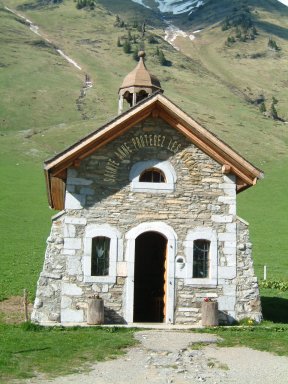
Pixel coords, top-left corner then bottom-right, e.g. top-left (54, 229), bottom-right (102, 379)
top-left (104, 135), bottom-right (181, 182)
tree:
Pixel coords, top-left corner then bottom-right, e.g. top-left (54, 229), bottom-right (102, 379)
top-left (268, 38), bottom-right (280, 51)
top-left (123, 40), bottom-right (131, 54)
top-left (270, 103), bottom-right (278, 120)
top-left (270, 97), bottom-right (279, 120)
top-left (259, 102), bottom-right (266, 113)
top-left (133, 46), bottom-right (139, 61)
top-left (158, 49), bottom-right (167, 66)
top-left (148, 35), bottom-right (158, 44)
top-left (117, 37), bottom-right (121, 47)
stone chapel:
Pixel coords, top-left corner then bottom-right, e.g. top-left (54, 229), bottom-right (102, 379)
top-left (32, 52), bottom-right (263, 325)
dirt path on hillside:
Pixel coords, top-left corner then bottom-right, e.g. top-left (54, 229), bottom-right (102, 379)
top-left (22, 330), bottom-right (288, 384)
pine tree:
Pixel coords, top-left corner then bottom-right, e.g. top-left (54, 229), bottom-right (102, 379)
top-left (123, 40), bottom-right (131, 54)
top-left (259, 102), bottom-right (266, 113)
top-left (270, 97), bottom-right (279, 120)
top-left (133, 46), bottom-right (139, 61)
top-left (158, 50), bottom-right (167, 66)
top-left (268, 38), bottom-right (280, 51)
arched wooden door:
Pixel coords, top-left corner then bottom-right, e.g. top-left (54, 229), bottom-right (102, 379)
top-left (133, 231), bottom-right (167, 322)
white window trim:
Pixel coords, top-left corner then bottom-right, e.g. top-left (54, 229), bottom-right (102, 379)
top-left (184, 227), bottom-right (218, 287)
top-left (83, 224), bottom-right (121, 283)
top-left (129, 160), bottom-right (176, 193)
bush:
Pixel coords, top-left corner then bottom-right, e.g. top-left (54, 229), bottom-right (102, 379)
top-left (76, 0), bottom-right (95, 10)
top-left (260, 280), bottom-right (288, 291)
top-left (268, 38), bottom-right (280, 51)
top-left (114, 15), bottom-right (125, 28)
top-left (148, 35), bottom-right (158, 44)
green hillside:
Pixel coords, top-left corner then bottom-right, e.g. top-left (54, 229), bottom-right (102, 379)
top-left (0, 0), bottom-right (287, 302)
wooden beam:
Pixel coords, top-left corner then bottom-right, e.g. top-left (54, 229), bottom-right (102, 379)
top-left (51, 176), bottom-right (66, 210)
top-left (222, 164), bottom-right (232, 174)
top-left (50, 108), bottom-right (152, 177)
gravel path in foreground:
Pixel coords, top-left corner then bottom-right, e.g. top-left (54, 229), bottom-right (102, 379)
top-left (23, 330), bottom-right (288, 384)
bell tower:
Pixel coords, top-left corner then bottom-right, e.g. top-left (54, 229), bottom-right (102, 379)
top-left (118, 51), bottom-right (163, 114)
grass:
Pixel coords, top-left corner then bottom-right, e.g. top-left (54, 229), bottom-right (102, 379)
top-left (0, 0), bottom-right (286, 299)
top-left (0, 0), bottom-right (286, 290)
top-left (0, 6), bottom-right (82, 132)
top-left (238, 158), bottom-right (288, 280)
top-left (0, 0), bottom-right (288, 368)
top-left (196, 323), bottom-right (288, 357)
top-left (0, 152), bottom-right (51, 301)
top-left (0, 1), bottom-right (287, 379)
top-left (0, 323), bottom-right (136, 383)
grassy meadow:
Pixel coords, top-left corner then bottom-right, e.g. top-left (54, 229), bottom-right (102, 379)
top-left (0, 0), bottom-right (288, 380)
top-left (0, 0), bottom-right (287, 302)
top-left (0, 323), bottom-right (136, 382)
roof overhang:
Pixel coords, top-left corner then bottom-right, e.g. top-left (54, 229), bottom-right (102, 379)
top-left (44, 93), bottom-right (263, 210)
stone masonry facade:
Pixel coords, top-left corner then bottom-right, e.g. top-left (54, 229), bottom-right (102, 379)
top-left (32, 117), bottom-right (262, 325)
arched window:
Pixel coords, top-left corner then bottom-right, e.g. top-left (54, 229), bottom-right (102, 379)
top-left (129, 160), bottom-right (176, 193)
top-left (136, 90), bottom-right (148, 103)
top-left (139, 168), bottom-right (166, 183)
top-left (193, 240), bottom-right (210, 278)
top-left (91, 236), bottom-right (110, 276)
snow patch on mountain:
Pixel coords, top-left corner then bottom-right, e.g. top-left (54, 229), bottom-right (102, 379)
top-left (164, 22), bottom-right (202, 50)
top-left (131, 0), bottom-right (204, 15)
top-left (131, 0), bottom-right (151, 9)
top-left (132, 0), bottom-right (287, 14)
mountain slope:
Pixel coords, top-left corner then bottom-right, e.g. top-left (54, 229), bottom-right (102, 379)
top-left (131, 0), bottom-right (288, 15)
top-left (0, 0), bottom-right (287, 299)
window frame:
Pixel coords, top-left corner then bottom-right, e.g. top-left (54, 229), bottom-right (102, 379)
top-left (139, 168), bottom-right (166, 183)
top-left (129, 160), bottom-right (176, 193)
top-left (91, 236), bottom-right (110, 277)
top-left (184, 228), bottom-right (218, 286)
top-left (193, 239), bottom-right (210, 278)
top-left (83, 225), bottom-right (121, 283)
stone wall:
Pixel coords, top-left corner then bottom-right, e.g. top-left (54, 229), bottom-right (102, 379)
top-left (32, 116), bottom-right (261, 325)
top-left (235, 217), bottom-right (262, 322)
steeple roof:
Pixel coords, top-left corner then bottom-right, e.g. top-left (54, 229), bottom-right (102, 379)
top-left (119, 51), bottom-right (162, 92)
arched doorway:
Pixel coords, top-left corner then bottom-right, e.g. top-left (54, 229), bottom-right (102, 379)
top-left (133, 231), bottom-right (167, 322)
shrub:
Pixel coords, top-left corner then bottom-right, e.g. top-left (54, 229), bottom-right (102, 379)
top-left (148, 35), bottom-right (158, 44)
top-left (268, 38), bottom-right (280, 51)
top-left (260, 279), bottom-right (288, 291)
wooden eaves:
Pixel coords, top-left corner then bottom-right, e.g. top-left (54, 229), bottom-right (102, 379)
top-left (44, 92), bottom-right (264, 210)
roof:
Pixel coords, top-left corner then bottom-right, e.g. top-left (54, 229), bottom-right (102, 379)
top-left (119, 52), bottom-right (162, 93)
top-left (44, 93), bottom-right (264, 210)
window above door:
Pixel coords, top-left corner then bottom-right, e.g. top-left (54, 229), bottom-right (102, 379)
top-left (129, 160), bottom-right (176, 193)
